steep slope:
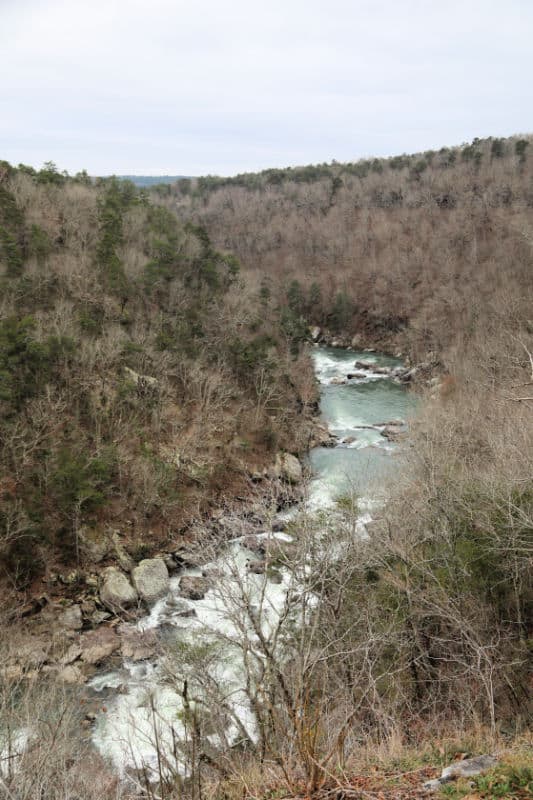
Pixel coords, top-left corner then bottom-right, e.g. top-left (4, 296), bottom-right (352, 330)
top-left (165, 135), bottom-right (533, 363)
top-left (0, 161), bottom-right (315, 592)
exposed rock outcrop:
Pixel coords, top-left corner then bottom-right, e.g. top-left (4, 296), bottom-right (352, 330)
top-left (124, 366), bottom-right (159, 389)
top-left (274, 452), bottom-right (303, 484)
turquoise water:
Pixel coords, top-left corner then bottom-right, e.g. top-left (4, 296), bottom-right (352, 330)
top-left (308, 347), bottom-right (417, 505)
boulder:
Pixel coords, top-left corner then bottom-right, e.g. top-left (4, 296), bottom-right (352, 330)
top-left (247, 560), bottom-right (266, 574)
top-left (310, 326), bottom-right (321, 342)
top-left (354, 360), bottom-right (375, 369)
top-left (99, 566), bottom-right (138, 611)
top-left (162, 553), bottom-right (179, 572)
top-left (178, 576), bottom-right (210, 600)
top-left (350, 370), bottom-right (367, 379)
top-left (132, 558), bottom-right (169, 604)
top-left (275, 453), bottom-right (303, 484)
top-left (380, 425), bottom-right (406, 441)
top-left (58, 665), bottom-right (87, 685)
top-left (351, 334), bottom-right (363, 348)
top-left (60, 644), bottom-right (82, 665)
top-left (201, 566), bottom-right (224, 579)
top-left (91, 610), bottom-right (112, 626)
top-left (118, 624), bottom-right (158, 661)
top-left (165, 596), bottom-right (197, 617)
top-left (80, 627), bottom-right (120, 664)
top-left (242, 535), bottom-right (266, 556)
top-left (59, 604), bottom-right (83, 631)
top-left (423, 755), bottom-right (498, 791)
top-left (174, 543), bottom-right (210, 569)
top-left (308, 423), bottom-right (337, 448)
top-left (329, 376), bottom-right (346, 385)
top-left (398, 367), bottom-right (418, 383)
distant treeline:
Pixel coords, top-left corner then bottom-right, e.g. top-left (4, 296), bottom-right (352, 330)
top-left (165, 135), bottom-right (531, 197)
top-left (115, 175), bottom-right (190, 188)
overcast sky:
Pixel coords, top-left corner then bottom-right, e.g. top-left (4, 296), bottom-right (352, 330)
top-left (1, 0), bottom-right (532, 176)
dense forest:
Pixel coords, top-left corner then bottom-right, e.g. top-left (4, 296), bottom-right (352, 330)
top-left (165, 135), bottom-right (533, 360)
top-left (0, 160), bottom-right (315, 592)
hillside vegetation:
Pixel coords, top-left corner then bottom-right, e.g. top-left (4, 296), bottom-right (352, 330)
top-left (144, 136), bottom-right (533, 792)
top-left (0, 138), bottom-right (532, 799)
top-left (0, 160), bottom-right (314, 591)
top-left (166, 135), bottom-right (533, 361)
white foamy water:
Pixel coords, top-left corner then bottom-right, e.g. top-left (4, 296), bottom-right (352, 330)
top-left (89, 346), bottom-right (413, 781)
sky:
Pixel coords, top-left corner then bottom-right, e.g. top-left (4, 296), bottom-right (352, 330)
top-left (1, 0), bottom-right (532, 176)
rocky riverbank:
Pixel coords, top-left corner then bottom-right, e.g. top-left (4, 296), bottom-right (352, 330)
top-left (2, 446), bottom-right (315, 685)
top-left (1, 338), bottom-right (420, 689)
top-left (309, 326), bottom-right (447, 393)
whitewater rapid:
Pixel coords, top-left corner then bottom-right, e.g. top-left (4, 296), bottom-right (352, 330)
top-left (89, 346), bottom-right (415, 781)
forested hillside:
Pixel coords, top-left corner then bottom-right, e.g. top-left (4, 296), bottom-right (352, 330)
top-left (166, 135), bottom-right (533, 362)
top-left (149, 136), bottom-right (533, 781)
top-left (0, 161), bottom-right (314, 591)
top-left (0, 139), bottom-right (532, 800)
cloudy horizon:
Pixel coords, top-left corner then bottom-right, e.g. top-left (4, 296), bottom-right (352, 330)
top-left (1, 0), bottom-right (532, 177)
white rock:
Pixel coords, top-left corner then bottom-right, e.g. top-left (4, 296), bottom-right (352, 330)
top-left (423, 755), bottom-right (499, 791)
top-left (59, 604), bottom-right (83, 631)
top-left (99, 566), bottom-right (138, 611)
top-left (124, 366), bottom-right (159, 388)
top-left (132, 558), bottom-right (169, 603)
top-left (275, 452), bottom-right (303, 484)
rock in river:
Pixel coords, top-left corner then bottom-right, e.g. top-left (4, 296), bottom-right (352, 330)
top-left (99, 566), bottom-right (138, 611)
top-left (178, 576), bottom-right (210, 600)
top-left (119, 624), bottom-right (158, 661)
top-left (80, 627), bottom-right (120, 665)
top-left (132, 558), bottom-right (170, 604)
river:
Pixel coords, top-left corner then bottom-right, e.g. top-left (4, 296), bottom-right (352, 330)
top-left (89, 346), bottom-right (416, 783)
